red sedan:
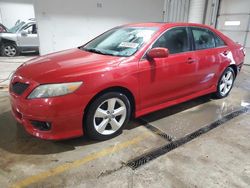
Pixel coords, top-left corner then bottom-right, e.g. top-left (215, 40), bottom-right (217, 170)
top-left (9, 23), bottom-right (245, 140)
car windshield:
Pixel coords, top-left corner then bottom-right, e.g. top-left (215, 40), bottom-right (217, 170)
top-left (81, 27), bottom-right (158, 57)
top-left (8, 21), bottom-right (26, 33)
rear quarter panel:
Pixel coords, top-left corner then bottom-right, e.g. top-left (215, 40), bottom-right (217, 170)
top-left (230, 43), bottom-right (245, 65)
top-left (213, 28), bottom-right (245, 66)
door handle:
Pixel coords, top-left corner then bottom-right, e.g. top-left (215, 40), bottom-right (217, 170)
top-left (223, 50), bottom-right (229, 56)
top-left (187, 58), bottom-right (197, 64)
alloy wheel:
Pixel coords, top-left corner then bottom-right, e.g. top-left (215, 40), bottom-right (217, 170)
top-left (219, 70), bottom-right (234, 96)
top-left (4, 45), bottom-right (17, 57)
top-left (93, 98), bottom-right (127, 135)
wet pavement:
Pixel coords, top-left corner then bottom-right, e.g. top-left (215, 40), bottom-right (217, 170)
top-left (141, 88), bottom-right (249, 140)
top-left (0, 63), bottom-right (249, 187)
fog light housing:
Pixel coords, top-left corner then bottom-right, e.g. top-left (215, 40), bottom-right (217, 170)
top-left (31, 120), bottom-right (52, 131)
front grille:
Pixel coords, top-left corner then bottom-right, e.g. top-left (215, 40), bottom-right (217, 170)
top-left (11, 82), bottom-right (29, 95)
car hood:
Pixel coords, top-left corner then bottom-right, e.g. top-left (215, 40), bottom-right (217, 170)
top-left (15, 48), bottom-right (125, 83)
top-left (0, 32), bottom-right (17, 40)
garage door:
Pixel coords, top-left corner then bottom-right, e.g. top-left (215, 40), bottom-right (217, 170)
top-left (164, 0), bottom-right (190, 22)
top-left (216, 0), bottom-right (250, 65)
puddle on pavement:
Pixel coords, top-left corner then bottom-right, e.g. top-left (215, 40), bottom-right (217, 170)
top-left (141, 88), bottom-right (250, 140)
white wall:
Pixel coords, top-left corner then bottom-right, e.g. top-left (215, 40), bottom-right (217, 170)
top-left (34, 0), bottom-right (165, 55)
top-left (0, 0), bottom-right (34, 28)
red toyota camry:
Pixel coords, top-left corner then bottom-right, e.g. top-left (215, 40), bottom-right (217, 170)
top-left (9, 23), bottom-right (245, 140)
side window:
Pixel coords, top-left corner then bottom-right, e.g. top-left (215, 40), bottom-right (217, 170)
top-left (214, 35), bottom-right (226, 47)
top-left (191, 28), bottom-right (215, 50)
top-left (22, 25), bottom-right (33, 34)
top-left (32, 24), bottom-right (37, 34)
top-left (22, 24), bottom-right (37, 34)
top-left (152, 28), bottom-right (189, 54)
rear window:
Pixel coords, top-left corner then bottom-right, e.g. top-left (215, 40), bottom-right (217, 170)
top-left (191, 28), bottom-right (216, 50)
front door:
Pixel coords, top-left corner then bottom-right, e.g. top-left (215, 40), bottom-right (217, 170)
top-left (17, 23), bottom-right (39, 51)
top-left (139, 27), bottom-right (199, 110)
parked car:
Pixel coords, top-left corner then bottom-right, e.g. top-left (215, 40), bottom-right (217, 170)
top-left (9, 23), bottom-right (245, 140)
top-left (0, 23), bottom-right (8, 33)
top-left (0, 19), bottom-right (39, 57)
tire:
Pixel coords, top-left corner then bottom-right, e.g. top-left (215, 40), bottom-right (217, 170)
top-left (215, 67), bottom-right (235, 99)
top-left (1, 43), bottom-right (19, 57)
top-left (84, 92), bottom-right (131, 140)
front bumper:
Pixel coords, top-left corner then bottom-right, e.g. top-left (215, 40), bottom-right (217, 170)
top-left (10, 94), bottom-right (85, 140)
top-left (9, 76), bottom-right (88, 140)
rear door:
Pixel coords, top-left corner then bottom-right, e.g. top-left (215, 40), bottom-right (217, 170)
top-left (189, 27), bottom-right (230, 90)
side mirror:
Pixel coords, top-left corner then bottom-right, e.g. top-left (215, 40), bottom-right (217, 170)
top-left (21, 30), bottom-right (28, 36)
top-left (147, 48), bottom-right (169, 59)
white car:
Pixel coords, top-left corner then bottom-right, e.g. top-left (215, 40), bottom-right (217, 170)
top-left (0, 19), bottom-right (39, 57)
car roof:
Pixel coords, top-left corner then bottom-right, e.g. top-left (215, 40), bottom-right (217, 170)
top-left (123, 22), bottom-right (213, 30)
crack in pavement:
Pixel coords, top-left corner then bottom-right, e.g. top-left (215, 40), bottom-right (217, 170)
top-left (97, 162), bottom-right (126, 178)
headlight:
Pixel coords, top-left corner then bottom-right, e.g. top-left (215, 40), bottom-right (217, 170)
top-left (28, 82), bottom-right (83, 99)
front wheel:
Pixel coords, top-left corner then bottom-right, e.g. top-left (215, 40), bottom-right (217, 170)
top-left (1, 43), bottom-right (19, 57)
top-left (84, 92), bottom-right (131, 140)
top-left (215, 67), bottom-right (235, 98)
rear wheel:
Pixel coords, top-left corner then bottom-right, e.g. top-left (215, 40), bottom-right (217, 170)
top-left (215, 67), bottom-right (235, 98)
top-left (84, 92), bottom-right (131, 140)
top-left (1, 43), bottom-right (19, 57)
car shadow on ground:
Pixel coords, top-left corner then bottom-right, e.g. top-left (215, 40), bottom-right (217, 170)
top-left (21, 52), bottom-right (39, 56)
top-left (0, 94), bottom-right (212, 155)
top-left (130, 94), bottom-right (212, 127)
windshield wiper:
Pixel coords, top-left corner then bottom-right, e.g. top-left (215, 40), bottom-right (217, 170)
top-left (80, 47), bottom-right (121, 57)
top-left (83, 48), bottom-right (109, 55)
